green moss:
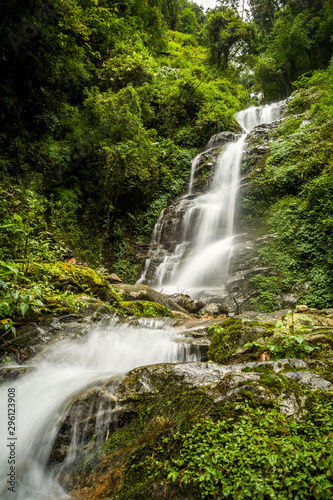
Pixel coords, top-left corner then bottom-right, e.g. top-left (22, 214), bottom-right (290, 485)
top-left (236, 380), bottom-right (255, 388)
top-left (304, 390), bottom-right (333, 413)
top-left (258, 373), bottom-right (308, 397)
top-left (237, 389), bottom-right (277, 409)
top-left (241, 366), bottom-right (254, 372)
top-left (243, 320), bottom-right (262, 327)
top-left (258, 374), bottom-right (284, 394)
top-left (315, 360), bottom-right (333, 384)
top-left (27, 262), bottom-right (123, 305)
top-left (207, 319), bottom-right (243, 363)
top-left (254, 364), bottom-right (275, 374)
top-left (122, 300), bottom-right (174, 317)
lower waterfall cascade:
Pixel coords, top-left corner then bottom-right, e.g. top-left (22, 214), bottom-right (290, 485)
top-left (137, 100), bottom-right (287, 300)
top-left (0, 318), bottom-right (199, 500)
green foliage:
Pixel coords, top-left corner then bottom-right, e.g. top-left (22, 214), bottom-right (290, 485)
top-left (249, 275), bottom-right (279, 312)
top-left (250, 0), bottom-right (333, 99)
top-left (203, 6), bottom-right (255, 70)
top-left (179, 7), bottom-right (199, 35)
top-left (245, 66), bottom-right (333, 310)
top-left (0, 0), bottom-right (333, 307)
top-left (0, 0), bottom-right (245, 281)
top-left (143, 401), bottom-right (333, 499)
top-left (207, 319), bottom-right (243, 363)
top-left (245, 333), bottom-right (320, 359)
top-left (0, 352), bottom-right (14, 367)
top-left (0, 184), bottom-right (63, 266)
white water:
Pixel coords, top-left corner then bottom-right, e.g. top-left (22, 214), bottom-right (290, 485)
top-left (0, 317), bottom-right (198, 500)
top-left (138, 101), bottom-right (286, 296)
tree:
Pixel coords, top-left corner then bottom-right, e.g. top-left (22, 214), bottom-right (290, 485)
top-left (179, 7), bottom-right (199, 34)
top-left (247, 0), bottom-right (286, 34)
top-left (253, 7), bottom-right (312, 98)
top-left (161, 0), bottom-right (182, 30)
top-left (203, 6), bottom-right (254, 69)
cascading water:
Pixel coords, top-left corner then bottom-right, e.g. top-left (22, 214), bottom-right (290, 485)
top-left (0, 317), bottom-right (199, 500)
top-left (137, 100), bottom-right (286, 298)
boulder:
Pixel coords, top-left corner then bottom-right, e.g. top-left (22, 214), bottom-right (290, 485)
top-left (59, 357), bottom-right (333, 499)
top-left (112, 284), bottom-right (192, 316)
top-left (169, 293), bottom-right (205, 314)
top-left (27, 262), bottom-right (122, 305)
top-left (199, 303), bottom-right (229, 316)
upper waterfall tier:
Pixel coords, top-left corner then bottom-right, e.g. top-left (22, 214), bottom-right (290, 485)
top-left (137, 100), bottom-right (287, 299)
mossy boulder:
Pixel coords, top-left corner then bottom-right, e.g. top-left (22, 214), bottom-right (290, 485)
top-left (112, 284), bottom-right (192, 316)
top-left (55, 357), bottom-right (333, 499)
top-left (205, 309), bottom-right (333, 365)
top-left (122, 300), bottom-right (174, 318)
top-left (28, 262), bottom-right (122, 304)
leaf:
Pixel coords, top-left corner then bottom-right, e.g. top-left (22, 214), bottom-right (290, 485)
top-left (20, 302), bottom-right (29, 317)
top-left (13, 214), bottom-right (23, 223)
top-left (0, 261), bottom-right (19, 276)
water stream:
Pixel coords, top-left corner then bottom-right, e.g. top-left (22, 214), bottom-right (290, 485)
top-left (137, 101), bottom-right (286, 297)
top-left (0, 317), bottom-right (198, 500)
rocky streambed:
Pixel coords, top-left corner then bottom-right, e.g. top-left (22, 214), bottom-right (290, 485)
top-left (2, 299), bottom-right (333, 499)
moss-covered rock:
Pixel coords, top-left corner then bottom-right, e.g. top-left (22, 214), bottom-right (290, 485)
top-left (112, 284), bottom-right (192, 316)
top-left (122, 300), bottom-right (174, 318)
top-left (55, 357), bottom-right (333, 499)
top-left (203, 309), bottom-right (333, 365)
top-left (28, 262), bottom-right (122, 304)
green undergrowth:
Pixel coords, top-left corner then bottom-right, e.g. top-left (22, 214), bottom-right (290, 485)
top-left (244, 334), bottom-right (320, 360)
top-left (141, 399), bottom-right (333, 499)
top-left (206, 311), bottom-right (332, 365)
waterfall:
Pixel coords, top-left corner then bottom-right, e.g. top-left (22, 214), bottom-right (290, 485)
top-left (137, 100), bottom-right (286, 297)
top-left (0, 318), bottom-right (199, 500)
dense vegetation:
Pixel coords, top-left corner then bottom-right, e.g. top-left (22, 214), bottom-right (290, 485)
top-left (1, 0), bottom-right (333, 333)
top-left (144, 399), bottom-right (333, 499)
top-left (241, 67), bottom-right (333, 311)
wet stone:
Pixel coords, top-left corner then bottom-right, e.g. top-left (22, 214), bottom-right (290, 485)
top-left (0, 366), bottom-right (37, 384)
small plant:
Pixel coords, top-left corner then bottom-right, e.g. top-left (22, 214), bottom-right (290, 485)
top-left (0, 352), bottom-right (13, 366)
top-left (0, 319), bottom-right (16, 339)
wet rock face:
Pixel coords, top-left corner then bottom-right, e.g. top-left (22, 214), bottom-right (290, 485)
top-left (0, 366), bottom-right (36, 384)
top-left (4, 299), bottom-right (114, 363)
top-left (236, 122), bottom-right (278, 221)
top-left (49, 377), bottom-right (128, 465)
top-left (191, 133), bottom-right (241, 194)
